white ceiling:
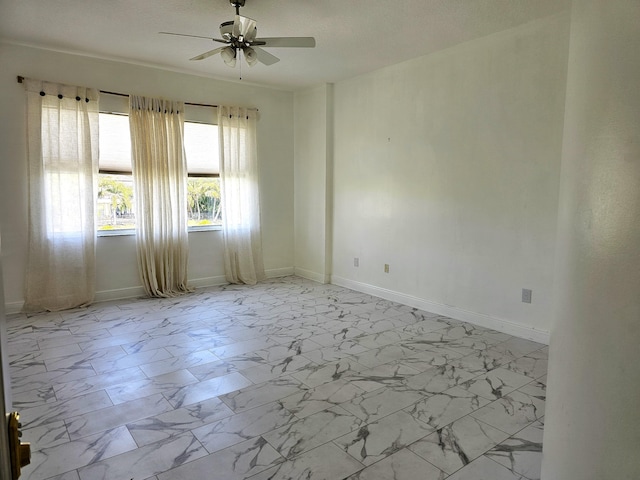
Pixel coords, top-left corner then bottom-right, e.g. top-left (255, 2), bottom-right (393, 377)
top-left (0, 0), bottom-right (570, 91)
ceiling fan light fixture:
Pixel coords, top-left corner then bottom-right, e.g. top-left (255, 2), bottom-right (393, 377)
top-left (244, 47), bottom-right (258, 66)
top-left (221, 46), bottom-right (237, 66)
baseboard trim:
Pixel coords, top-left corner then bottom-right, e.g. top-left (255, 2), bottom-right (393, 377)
top-left (265, 267), bottom-right (295, 279)
top-left (4, 267), bottom-right (295, 314)
top-left (294, 267), bottom-right (330, 284)
top-left (4, 302), bottom-right (23, 316)
top-left (330, 275), bottom-right (550, 345)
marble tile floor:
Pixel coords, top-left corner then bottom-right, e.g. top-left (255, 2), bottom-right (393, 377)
top-left (6, 276), bottom-right (548, 480)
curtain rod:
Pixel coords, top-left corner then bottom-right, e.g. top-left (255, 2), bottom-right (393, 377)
top-left (16, 76), bottom-right (257, 111)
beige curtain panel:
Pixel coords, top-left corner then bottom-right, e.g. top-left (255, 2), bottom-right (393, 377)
top-left (23, 79), bottom-right (99, 312)
top-left (129, 95), bottom-right (192, 297)
top-left (218, 106), bottom-right (265, 285)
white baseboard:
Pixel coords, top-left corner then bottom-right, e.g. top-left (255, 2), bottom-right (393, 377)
top-left (4, 302), bottom-right (23, 316)
top-left (265, 267), bottom-right (295, 279)
top-left (331, 275), bottom-right (550, 345)
top-left (93, 286), bottom-right (147, 304)
top-left (4, 267), bottom-right (295, 314)
top-left (294, 267), bottom-right (330, 284)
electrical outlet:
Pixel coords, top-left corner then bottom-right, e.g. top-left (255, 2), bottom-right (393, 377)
top-left (354, 257), bottom-right (359, 267)
top-left (522, 288), bottom-right (532, 304)
top-left (384, 264), bottom-right (389, 273)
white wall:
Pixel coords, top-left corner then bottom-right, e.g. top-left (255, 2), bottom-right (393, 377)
top-left (328, 13), bottom-right (570, 341)
top-left (542, 1), bottom-right (640, 478)
top-left (293, 84), bottom-right (333, 283)
top-left (0, 43), bottom-right (295, 311)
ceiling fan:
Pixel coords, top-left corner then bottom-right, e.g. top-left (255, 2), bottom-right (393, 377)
top-left (160, 0), bottom-right (316, 67)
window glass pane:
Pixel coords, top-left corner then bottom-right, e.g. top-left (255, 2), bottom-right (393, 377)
top-left (187, 177), bottom-right (222, 227)
top-left (97, 174), bottom-right (135, 231)
top-left (99, 113), bottom-right (131, 173)
top-left (184, 122), bottom-right (219, 175)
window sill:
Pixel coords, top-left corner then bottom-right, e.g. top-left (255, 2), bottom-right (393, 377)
top-left (97, 225), bottom-right (222, 237)
top-left (98, 229), bottom-right (135, 237)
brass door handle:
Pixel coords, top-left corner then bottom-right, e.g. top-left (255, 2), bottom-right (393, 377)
top-left (8, 412), bottom-right (30, 479)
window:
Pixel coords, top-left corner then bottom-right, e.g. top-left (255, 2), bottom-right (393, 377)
top-left (97, 110), bottom-right (221, 233)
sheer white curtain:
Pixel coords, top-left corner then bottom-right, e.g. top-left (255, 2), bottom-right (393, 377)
top-left (218, 106), bottom-right (265, 285)
top-left (23, 79), bottom-right (99, 312)
top-left (129, 95), bottom-right (192, 297)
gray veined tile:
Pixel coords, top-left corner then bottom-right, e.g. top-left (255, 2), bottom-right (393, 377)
top-left (341, 367), bottom-right (410, 393)
top-left (21, 426), bottom-right (137, 480)
top-left (291, 359), bottom-right (367, 388)
top-left (310, 327), bottom-right (367, 347)
top-left (353, 344), bottom-right (427, 369)
top-left (503, 349), bottom-right (549, 379)
top-left (459, 367), bottom-right (533, 401)
top-left (345, 448), bottom-right (445, 480)
top-left (256, 338), bottom-right (323, 362)
top-left (470, 390), bottom-right (545, 435)
top-left (187, 353), bottom-right (269, 381)
top-left (353, 329), bottom-right (412, 349)
top-left (241, 355), bottom-right (317, 384)
top-left (22, 420), bottom-right (70, 449)
top-left (138, 349), bottom-right (219, 377)
top-left (157, 436), bottom-right (283, 480)
top-left (127, 396), bottom-right (234, 446)
top-left (12, 385), bottom-right (57, 409)
top-left (279, 379), bottom-right (366, 419)
top-left (302, 340), bottom-right (370, 363)
top-left (40, 471), bottom-right (80, 480)
top-left (193, 401), bottom-right (296, 453)
top-left (120, 333), bottom-right (195, 354)
top-left (43, 346), bottom-right (127, 371)
top-left (340, 385), bottom-right (425, 423)
top-left (76, 330), bottom-right (151, 352)
top-left (65, 393), bottom-right (173, 440)
top-left (409, 415), bottom-right (510, 474)
top-left (492, 337), bottom-right (545, 359)
top-left (10, 360), bottom-right (47, 378)
top-left (11, 366), bottom-right (97, 395)
top-left (77, 432), bottom-right (207, 480)
top-left (163, 371), bottom-right (253, 408)
top-left (105, 369), bottom-right (198, 405)
top-left (486, 420), bottom-right (544, 480)
top-left (53, 366), bottom-right (148, 401)
top-left (211, 337), bottom-right (278, 359)
top-left (12, 344), bottom-right (83, 364)
top-left (334, 410), bottom-right (434, 466)
top-left (445, 454), bottom-right (529, 480)
top-left (90, 347), bottom-right (173, 374)
top-left (400, 364), bottom-right (477, 394)
top-left (248, 442), bottom-right (363, 480)
top-left (395, 315), bottom-right (448, 334)
top-left (403, 347), bottom-right (464, 369)
top-left (263, 406), bottom-right (363, 459)
top-left (404, 386), bottom-right (491, 430)
top-left (37, 330), bottom-right (112, 350)
top-left (21, 390), bottom-right (114, 429)
top-left (450, 348), bottom-right (516, 375)
top-left (518, 378), bottom-right (546, 402)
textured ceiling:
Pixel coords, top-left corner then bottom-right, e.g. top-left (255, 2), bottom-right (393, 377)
top-left (0, 0), bottom-right (571, 90)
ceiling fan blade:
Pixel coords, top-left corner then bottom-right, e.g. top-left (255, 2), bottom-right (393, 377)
top-left (160, 31), bottom-right (227, 43)
top-left (252, 47), bottom-right (280, 66)
top-left (233, 15), bottom-right (257, 40)
top-left (255, 37), bottom-right (316, 48)
top-left (190, 47), bottom-right (225, 61)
